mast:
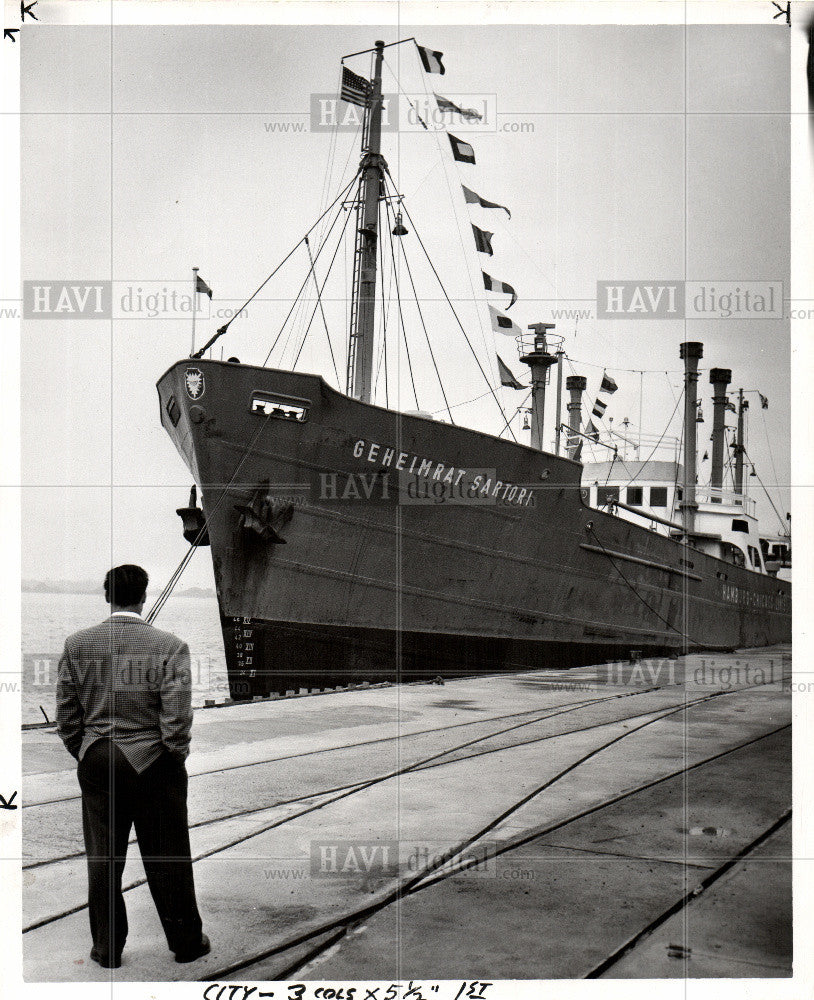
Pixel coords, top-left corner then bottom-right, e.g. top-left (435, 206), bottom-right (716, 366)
top-left (734, 387), bottom-right (747, 496)
top-left (554, 346), bottom-right (564, 454)
top-left (190, 266), bottom-right (199, 357)
top-left (347, 40), bottom-right (387, 403)
top-left (679, 341), bottom-right (703, 536)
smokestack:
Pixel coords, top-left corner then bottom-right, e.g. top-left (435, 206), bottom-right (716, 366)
top-left (709, 367), bottom-right (731, 501)
top-left (565, 375), bottom-right (587, 459)
top-left (679, 342), bottom-right (703, 534)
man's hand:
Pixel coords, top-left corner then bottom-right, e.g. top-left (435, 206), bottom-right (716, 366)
top-left (159, 640), bottom-right (193, 760)
top-left (55, 642), bottom-right (84, 759)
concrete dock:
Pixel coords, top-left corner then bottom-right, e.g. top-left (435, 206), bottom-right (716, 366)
top-left (22, 645), bottom-right (791, 981)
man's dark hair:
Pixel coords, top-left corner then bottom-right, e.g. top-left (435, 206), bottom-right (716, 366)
top-left (104, 564), bottom-right (149, 607)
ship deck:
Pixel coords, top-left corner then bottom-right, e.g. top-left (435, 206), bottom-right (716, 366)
top-left (22, 645), bottom-right (792, 982)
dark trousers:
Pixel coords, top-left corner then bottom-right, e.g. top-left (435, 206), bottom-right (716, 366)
top-left (77, 739), bottom-right (203, 960)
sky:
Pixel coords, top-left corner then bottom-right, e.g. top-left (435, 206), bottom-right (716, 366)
top-left (19, 20), bottom-right (791, 591)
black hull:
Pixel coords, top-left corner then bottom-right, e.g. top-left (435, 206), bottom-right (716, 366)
top-left (221, 615), bottom-right (720, 698)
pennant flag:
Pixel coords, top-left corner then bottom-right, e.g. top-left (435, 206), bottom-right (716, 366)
top-left (600, 373), bottom-right (618, 394)
top-left (482, 271), bottom-right (517, 310)
top-left (434, 93), bottom-right (482, 121)
top-left (448, 133), bottom-right (476, 164)
top-left (573, 439), bottom-right (584, 462)
top-left (592, 398), bottom-right (607, 418)
top-left (759, 392), bottom-right (768, 409)
top-left (341, 66), bottom-right (371, 107)
top-left (417, 44), bottom-right (445, 74)
top-left (497, 354), bottom-right (524, 389)
top-left (585, 420), bottom-right (599, 442)
top-left (195, 275), bottom-right (213, 299)
top-left (463, 184), bottom-right (511, 218)
top-left (488, 305), bottom-right (521, 337)
top-left (472, 224), bottom-right (494, 255)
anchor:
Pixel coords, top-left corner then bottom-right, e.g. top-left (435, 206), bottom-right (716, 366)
top-left (176, 484), bottom-right (210, 546)
top-left (235, 482), bottom-right (293, 543)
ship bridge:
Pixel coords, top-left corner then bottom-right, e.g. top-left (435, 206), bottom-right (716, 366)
top-left (582, 458), bottom-right (683, 530)
top-left (582, 457), bottom-right (768, 574)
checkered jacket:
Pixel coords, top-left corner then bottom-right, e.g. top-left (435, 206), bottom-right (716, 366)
top-left (56, 614), bottom-right (193, 773)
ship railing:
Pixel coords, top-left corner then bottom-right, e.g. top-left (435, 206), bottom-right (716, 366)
top-left (696, 486), bottom-right (756, 515)
top-left (607, 431), bottom-right (680, 458)
top-left (514, 332), bottom-right (564, 384)
top-left (587, 432), bottom-right (682, 466)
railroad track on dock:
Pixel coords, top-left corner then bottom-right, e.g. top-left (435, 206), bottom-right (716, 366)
top-left (23, 683), bottom-right (670, 810)
top-left (272, 797), bottom-right (793, 981)
top-left (24, 682), bottom-right (687, 871)
top-left (275, 794), bottom-right (792, 982)
top-left (24, 684), bottom-right (690, 895)
top-left (205, 690), bottom-right (789, 981)
top-left (25, 667), bottom-right (789, 877)
top-left (24, 679), bottom-right (789, 970)
top-left (583, 807), bottom-right (792, 978)
top-left (24, 656), bottom-right (790, 814)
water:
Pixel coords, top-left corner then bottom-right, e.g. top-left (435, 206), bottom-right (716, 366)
top-left (21, 591), bottom-right (229, 725)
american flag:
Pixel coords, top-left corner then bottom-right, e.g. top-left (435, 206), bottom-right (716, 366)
top-left (341, 66), bottom-right (371, 108)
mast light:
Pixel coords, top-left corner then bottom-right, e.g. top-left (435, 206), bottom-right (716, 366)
top-left (392, 211), bottom-right (408, 237)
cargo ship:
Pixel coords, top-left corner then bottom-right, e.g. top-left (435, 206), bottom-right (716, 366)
top-left (156, 39), bottom-right (791, 699)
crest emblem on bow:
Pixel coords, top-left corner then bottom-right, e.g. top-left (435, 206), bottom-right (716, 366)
top-left (184, 368), bottom-right (205, 399)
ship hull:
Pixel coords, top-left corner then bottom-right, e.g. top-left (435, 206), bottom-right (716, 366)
top-left (158, 360), bottom-right (791, 699)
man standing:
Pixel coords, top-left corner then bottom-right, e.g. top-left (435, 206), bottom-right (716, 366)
top-left (56, 564), bottom-right (209, 969)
